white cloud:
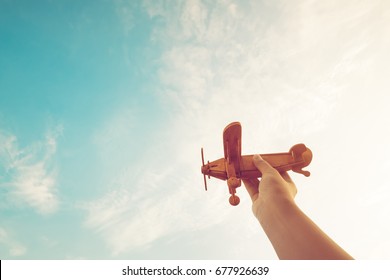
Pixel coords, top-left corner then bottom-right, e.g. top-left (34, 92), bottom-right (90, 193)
top-left (0, 126), bottom-right (62, 215)
top-left (84, 0), bottom-right (390, 258)
top-left (81, 146), bottom-right (233, 256)
top-left (114, 0), bottom-right (136, 36)
top-left (144, 0), bottom-right (390, 259)
top-left (0, 226), bottom-right (27, 257)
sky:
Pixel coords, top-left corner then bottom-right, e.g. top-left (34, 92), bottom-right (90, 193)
top-left (1, 0), bottom-right (390, 260)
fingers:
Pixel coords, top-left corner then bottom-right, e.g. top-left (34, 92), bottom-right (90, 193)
top-left (243, 178), bottom-right (259, 202)
top-left (253, 154), bottom-right (277, 176)
top-left (254, 155), bottom-right (294, 184)
top-left (280, 171), bottom-right (293, 183)
top-left (245, 155), bottom-right (296, 204)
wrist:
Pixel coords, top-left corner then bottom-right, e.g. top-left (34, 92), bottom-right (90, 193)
top-left (256, 195), bottom-right (297, 225)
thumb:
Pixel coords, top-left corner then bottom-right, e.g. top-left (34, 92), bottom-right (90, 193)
top-left (253, 154), bottom-right (276, 175)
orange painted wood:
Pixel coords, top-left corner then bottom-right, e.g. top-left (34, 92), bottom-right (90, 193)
top-left (201, 122), bottom-right (312, 206)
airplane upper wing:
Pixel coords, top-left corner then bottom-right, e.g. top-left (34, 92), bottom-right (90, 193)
top-left (223, 122), bottom-right (242, 163)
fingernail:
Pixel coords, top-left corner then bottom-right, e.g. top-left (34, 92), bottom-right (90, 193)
top-left (253, 154), bottom-right (263, 162)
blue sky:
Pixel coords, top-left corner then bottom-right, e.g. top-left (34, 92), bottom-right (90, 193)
top-left (1, 0), bottom-right (390, 259)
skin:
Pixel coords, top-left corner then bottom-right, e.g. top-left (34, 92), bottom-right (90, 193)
top-left (243, 154), bottom-right (354, 260)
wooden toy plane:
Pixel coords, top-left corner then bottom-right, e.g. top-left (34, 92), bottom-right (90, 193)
top-left (201, 122), bottom-right (313, 206)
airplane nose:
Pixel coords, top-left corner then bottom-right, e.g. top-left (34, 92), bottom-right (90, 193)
top-left (201, 165), bottom-right (208, 175)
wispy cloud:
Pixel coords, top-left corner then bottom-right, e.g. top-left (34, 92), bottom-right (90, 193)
top-left (82, 0), bottom-right (390, 257)
top-left (144, 0), bottom-right (351, 139)
top-left (115, 0), bottom-right (135, 36)
top-left (0, 126), bottom-right (62, 215)
top-left (144, 0), bottom-right (389, 154)
top-left (81, 145), bottom-right (232, 256)
top-left (0, 226), bottom-right (27, 257)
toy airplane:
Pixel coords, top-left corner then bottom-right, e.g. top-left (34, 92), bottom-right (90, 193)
top-left (201, 122), bottom-right (313, 206)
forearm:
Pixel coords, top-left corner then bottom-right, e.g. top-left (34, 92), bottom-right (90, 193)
top-left (258, 198), bottom-right (354, 260)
